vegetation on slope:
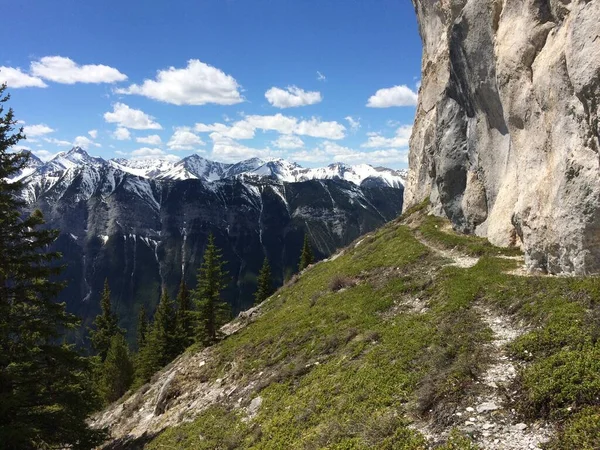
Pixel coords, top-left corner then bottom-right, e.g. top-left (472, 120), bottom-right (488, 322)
top-left (121, 207), bottom-right (600, 449)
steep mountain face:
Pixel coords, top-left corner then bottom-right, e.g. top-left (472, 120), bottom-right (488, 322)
top-left (8, 151), bottom-right (43, 182)
top-left (405, 0), bottom-right (600, 274)
top-left (18, 149), bottom-right (405, 339)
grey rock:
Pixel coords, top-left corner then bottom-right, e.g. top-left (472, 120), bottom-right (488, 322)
top-left (477, 401), bottom-right (500, 413)
top-left (406, 0), bottom-right (600, 274)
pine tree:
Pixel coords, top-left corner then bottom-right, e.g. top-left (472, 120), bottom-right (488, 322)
top-left (254, 257), bottom-right (274, 304)
top-left (136, 305), bottom-right (148, 351)
top-left (298, 233), bottom-right (314, 271)
top-left (174, 279), bottom-right (194, 353)
top-left (89, 279), bottom-right (123, 361)
top-left (136, 290), bottom-right (176, 383)
top-left (0, 84), bottom-right (104, 448)
top-left (99, 334), bottom-right (134, 404)
top-left (192, 233), bottom-right (231, 345)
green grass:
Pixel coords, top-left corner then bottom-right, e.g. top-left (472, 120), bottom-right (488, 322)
top-left (146, 208), bottom-right (600, 449)
top-left (418, 215), bottom-right (522, 257)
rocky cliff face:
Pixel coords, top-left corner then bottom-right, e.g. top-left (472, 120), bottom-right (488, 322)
top-left (405, 0), bottom-right (600, 274)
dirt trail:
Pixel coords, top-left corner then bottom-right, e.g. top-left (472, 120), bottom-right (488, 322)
top-left (409, 234), bottom-right (552, 448)
top-left (411, 305), bottom-right (552, 449)
top-left (414, 234), bottom-right (481, 269)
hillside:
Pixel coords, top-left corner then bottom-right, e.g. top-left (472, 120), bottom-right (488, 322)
top-left (93, 204), bottom-right (600, 449)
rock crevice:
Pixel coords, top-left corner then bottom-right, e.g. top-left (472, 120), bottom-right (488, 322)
top-left (406, 0), bottom-right (600, 274)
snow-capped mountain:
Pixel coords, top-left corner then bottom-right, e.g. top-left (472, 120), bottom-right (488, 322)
top-left (17, 148), bottom-right (406, 189)
top-left (8, 151), bottom-right (44, 182)
top-left (13, 147), bottom-right (406, 332)
top-left (109, 157), bottom-right (177, 178)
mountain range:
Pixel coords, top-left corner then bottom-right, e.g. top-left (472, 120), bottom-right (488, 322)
top-left (15, 148), bottom-right (406, 343)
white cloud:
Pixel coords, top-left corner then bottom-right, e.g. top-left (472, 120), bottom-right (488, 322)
top-left (243, 114), bottom-right (298, 135)
top-left (211, 135), bottom-right (280, 163)
top-left (167, 127), bottom-right (205, 150)
top-left (194, 122), bottom-right (255, 140)
top-left (113, 127), bottom-right (131, 141)
top-left (136, 134), bottom-right (162, 145)
top-left (0, 66), bottom-right (47, 88)
top-left (30, 56), bottom-right (127, 84)
top-left (317, 71), bottom-right (326, 82)
top-left (248, 114), bottom-right (346, 139)
top-left (291, 141), bottom-right (409, 165)
top-left (115, 150), bottom-right (128, 156)
top-left (24, 124), bottom-right (54, 137)
top-left (73, 135), bottom-right (101, 148)
top-left (44, 137), bottom-right (72, 146)
top-left (32, 149), bottom-right (60, 161)
top-left (130, 147), bottom-right (180, 162)
top-left (116, 59), bottom-right (243, 106)
top-left (344, 116), bottom-right (361, 132)
top-left (272, 135), bottom-right (304, 149)
top-left (88, 129), bottom-right (98, 139)
top-left (362, 125), bottom-right (412, 149)
top-left (104, 103), bottom-right (162, 130)
top-left (366, 85), bottom-right (418, 108)
top-left (294, 118), bottom-right (345, 139)
top-left (265, 86), bottom-right (322, 108)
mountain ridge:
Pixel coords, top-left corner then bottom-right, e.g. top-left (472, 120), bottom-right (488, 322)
top-left (15, 147), bottom-right (407, 189)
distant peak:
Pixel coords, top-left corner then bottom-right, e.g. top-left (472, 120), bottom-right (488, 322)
top-left (67, 146), bottom-right (88, 155)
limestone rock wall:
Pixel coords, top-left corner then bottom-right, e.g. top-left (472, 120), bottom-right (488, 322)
top-left (405, 0), bottom-right (600, 274)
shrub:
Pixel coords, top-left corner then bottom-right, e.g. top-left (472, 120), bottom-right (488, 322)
top-left (519, 344), bottom-right (600, 419)
top-left (546, 407), bottom-right (600, 450)
top-left (329, 275), bottom-right (357, 292)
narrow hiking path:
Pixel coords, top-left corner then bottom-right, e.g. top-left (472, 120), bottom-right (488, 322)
top-left (415, 234), bottom-right (481, 269)
top-left (411, 306), bottom-right (552, 449)
top-left (409, 231), bottom-right (553, 448)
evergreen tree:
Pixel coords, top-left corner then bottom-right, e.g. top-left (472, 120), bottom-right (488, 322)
top-left (192, 233), bottom-right (231, 345)
top-left (174, 279), bottom-right (194, 353)
top-left (254, 257), bottom-right (274, 304)
top-left (298, 233), bottom-right (314, 271)
top-left (99, 334), bottom-right (134, 404)
top-left (89, 279), bottom-right (123, 361)
top-left (136, 305), bottom-right (148, 351)
top-left (136, 290), bottom-right (176, 383)
top-left (0, 83), bottom-right (104, 448)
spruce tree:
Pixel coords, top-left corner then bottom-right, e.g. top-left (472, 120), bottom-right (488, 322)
top-left (192, 233), bottom-right (231, 345)
top-left (298, 233), bottom-right (314, 271)
top-left (136, 305), bottom-right (148, 351)
top-left (99, 334), bottom-right (134, 404)
top-left (136, 290), bottom-right (176, 383)
top-left (254, 257), bottom-right (274, 304)
top-left (0, 84), bottom-right (104, 448)
top-left (174, 279), bottom-right (194, 353)
top-left (89, 279), bottom-right (123, 361)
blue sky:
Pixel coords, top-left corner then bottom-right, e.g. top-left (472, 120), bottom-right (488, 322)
top-left (1, 0), bottom-right (421, 168)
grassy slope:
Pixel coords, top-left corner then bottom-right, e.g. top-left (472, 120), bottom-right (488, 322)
top-left (146, 208), bottom-right (600, 450)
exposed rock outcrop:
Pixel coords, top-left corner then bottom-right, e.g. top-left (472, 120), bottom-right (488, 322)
top-left (405, 0), bottom-right (600, 274)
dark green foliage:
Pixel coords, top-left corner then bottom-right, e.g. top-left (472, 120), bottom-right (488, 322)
top-left (136, 305), bottom-right (148, 351)
top-left (174, 279), bottom-right (194, 353)
top-left (254, 257), bottom-right (274, 304)
top-left (0, 84), bottom-right (104, 449)
top-left (298, 233), bottom-right (314, 271)
top-left (192, 233), bottom-right (231, 345)
top-left (89, 279), bottom-right (123, 361)
top-left (99, 334), bottom-right (134, 404)
top-left (546, 407), bottom-right (600, 450)
top-left (136, 290), bottom-right (177, 383)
